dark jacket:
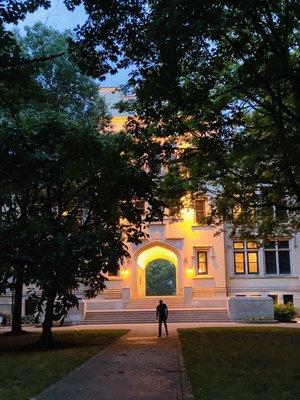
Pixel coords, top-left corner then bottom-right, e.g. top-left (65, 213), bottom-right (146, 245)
top-left (156, 303), bottom-right (168, 320)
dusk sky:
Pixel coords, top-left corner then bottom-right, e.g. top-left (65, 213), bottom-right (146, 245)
top-left (15, 0), bottom-right (130, 87)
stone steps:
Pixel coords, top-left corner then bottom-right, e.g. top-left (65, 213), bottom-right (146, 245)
top-left (125, 296), bottom-right (186, 309)
top-left (83, 309), bottom-right (230, 324)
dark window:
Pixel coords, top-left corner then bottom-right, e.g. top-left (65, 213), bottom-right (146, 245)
top-left (195, 199), bottom-right (206, 224)
top-left (278, 241), bottom-right (289, 249)
top-left (265, 251), bottom-right (277, 274)
top-left (197, 251), bottom-right (208, 274)
top-left (278, 251), bottom-right (291, 274)
top-left (265, 241), bottom-right (276, 249)
top-left (283, 294), bottom-right (293, 305)
top-left (264, 240), bottom-right (291, 275)
top-left (108, 269), bottom-right (119, 277)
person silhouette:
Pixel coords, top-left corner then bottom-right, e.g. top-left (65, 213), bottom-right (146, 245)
top-left (156, 299), bottom-right (169, 337)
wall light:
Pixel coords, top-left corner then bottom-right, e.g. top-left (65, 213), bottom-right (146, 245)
top-left (186, 267), bottom-right (195, 279)
top-left (121, 268), bottom-right (130, 279)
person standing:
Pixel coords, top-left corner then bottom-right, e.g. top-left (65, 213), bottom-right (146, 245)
top-left (156, 299), bottom-right (169, 337)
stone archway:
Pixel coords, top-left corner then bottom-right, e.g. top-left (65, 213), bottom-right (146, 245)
top-left (145, 259), bottom-right (176, 296)
top-left (135, 243), bottom-right (179, 297)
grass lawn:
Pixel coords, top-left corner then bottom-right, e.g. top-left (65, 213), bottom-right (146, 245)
top-left (179, 327), bottom-right (300, 400)
top-left (0, 328), bottom-right (128, 400)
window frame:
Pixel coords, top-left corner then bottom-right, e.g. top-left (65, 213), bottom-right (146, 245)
top-left (264, 240), bottom-right (291, 275)
top-left (197, 250), bottom-right (208, 275)
top-left (194, 198), bottom-right (207, 225)
top-left (233, 240), bottom-right (259, 275)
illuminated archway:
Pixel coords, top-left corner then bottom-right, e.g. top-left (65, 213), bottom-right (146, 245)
top-left (135, 243), bottom-right (179, 296)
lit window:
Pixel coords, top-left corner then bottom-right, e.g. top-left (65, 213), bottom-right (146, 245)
top-left (234, 252), bottom-right (245, 274)
top-left (247, 252), bottom-right (259, 274)
top-left (197, 251), bottom-right (208, 275)
top-left (233, 242), bottom-right (244, 249)
top-left (264, 241), bottom-right (291, 275)
top-left (233, 241), bottom-right (259, 275)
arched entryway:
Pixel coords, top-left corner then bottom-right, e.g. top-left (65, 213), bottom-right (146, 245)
top-left (146, 259), bottom-right (176, 296)
top-left (135, 243), bottom-right (179, 296)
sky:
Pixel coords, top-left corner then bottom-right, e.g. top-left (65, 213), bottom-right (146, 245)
top-left (14, 0), bottom-right (130, 87)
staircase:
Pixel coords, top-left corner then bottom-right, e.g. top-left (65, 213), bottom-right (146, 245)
top-left (125, 296), bottom-right (187, 309)
top-left (83, 308), bottom-right (230, 324)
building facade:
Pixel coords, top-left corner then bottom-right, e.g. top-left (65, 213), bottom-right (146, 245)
top-left (88, 88), bottom-right (300, 313)
top-left (1, 87), bottom-right (299, 321)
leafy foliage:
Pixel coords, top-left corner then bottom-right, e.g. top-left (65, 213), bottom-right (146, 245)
top-left (146, 259), bottom-right (176, 296)
top-left (68, 0), bottom-right (300, 237)
top-left (274, 303), bottom-right (296, 322)
top-left (0, 22), bottom-right (163, 340)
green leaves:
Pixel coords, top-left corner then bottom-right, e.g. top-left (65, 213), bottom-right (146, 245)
top-left (68, 0), bottom-right (300, 237)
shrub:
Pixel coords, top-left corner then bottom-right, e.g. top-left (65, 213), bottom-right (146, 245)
top-left (274, 303), bottom-right (296, 322)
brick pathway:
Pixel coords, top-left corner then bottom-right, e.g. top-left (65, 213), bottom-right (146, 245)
top-left (34, 325), bottom-right (193, 400)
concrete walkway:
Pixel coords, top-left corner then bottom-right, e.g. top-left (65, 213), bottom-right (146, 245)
top-left (34, 324), bottom-right (193, 400)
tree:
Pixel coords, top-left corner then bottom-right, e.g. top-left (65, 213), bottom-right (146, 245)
top-left (67, 0), bottom-right (300, 237)
top-left (146, 259), bottom-right (176, 296)
top-left (5, 112), bottom-right (161, 344)
top-left (0, 24), bottom-right (162, 341)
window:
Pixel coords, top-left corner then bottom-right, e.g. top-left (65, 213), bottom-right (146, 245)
top-left (108, 269), bottom-right (119, 277)
top-left (197, 251), bottom-right (208, 275)
top-left (233, 241), bottom-right (259, 275)
top-left (195, 198), bottom-right (206, 224)
top-left (283, 294), bottom-right (293, 305)
top-left (168, 205), bottom-right (180, 218)
top-left (264, 241), bottom-right (291, 275)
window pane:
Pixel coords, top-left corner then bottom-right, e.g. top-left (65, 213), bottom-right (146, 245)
top-left (233, 242), bottom-right (244, 249)
top-left (278, 241), bottom-right (289, 249)
top-left (234, 252), bottom-right (245, 274)
top-left (265, 251), bottom-right (277, 274)
top-left (195, 199), bottom-right (205, 224)
top-left (197, 252), bottom-right (207, 274)
top-left (247, 252), bottom-right (259, 274)
top-left (283, 295), bottom-right (293, 305)
top-left (265, 241), bottom-right (275, 249)
top-left (197, 251), bottom-right (207, 274)
top-left (247, 241), bottom-right (258, 249)
top-left (278, 251), bottom-right (291, 274)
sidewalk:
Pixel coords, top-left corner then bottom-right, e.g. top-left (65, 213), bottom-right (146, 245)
top-left (34, 324), bottom-right (193, 400)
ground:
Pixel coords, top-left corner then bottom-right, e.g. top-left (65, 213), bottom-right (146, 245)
top-left (179, 327), bottom-right (300, 400)
top-left (1, 323), bottom-right (300, 400)
top-left (0, 329), bottom-right (127, 400)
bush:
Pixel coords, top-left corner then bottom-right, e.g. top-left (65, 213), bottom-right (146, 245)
top-left (274, 303), bottom-right (296, 322)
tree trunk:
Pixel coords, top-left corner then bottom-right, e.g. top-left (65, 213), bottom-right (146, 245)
top-left (38, 293), bottom-right (56, 345)
top-left (10, 274), bottom-right (24, 335)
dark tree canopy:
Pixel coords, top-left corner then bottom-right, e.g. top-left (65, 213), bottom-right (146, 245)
top-left (67, 0), bottom-right (300, 237)
top-left (0, 21), bottom-right (163, 340)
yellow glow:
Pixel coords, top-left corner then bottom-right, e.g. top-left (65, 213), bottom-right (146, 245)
top-left (181, 208), bottom-right (194, 222)
top-left (186, 267), bottom-right (195, 278)
top-left (121, 269), bottom-right (130, 279)
top-left (137, 246), bottom-right (178, 269)
top-left (111, 116), bottom-right (128, 131)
